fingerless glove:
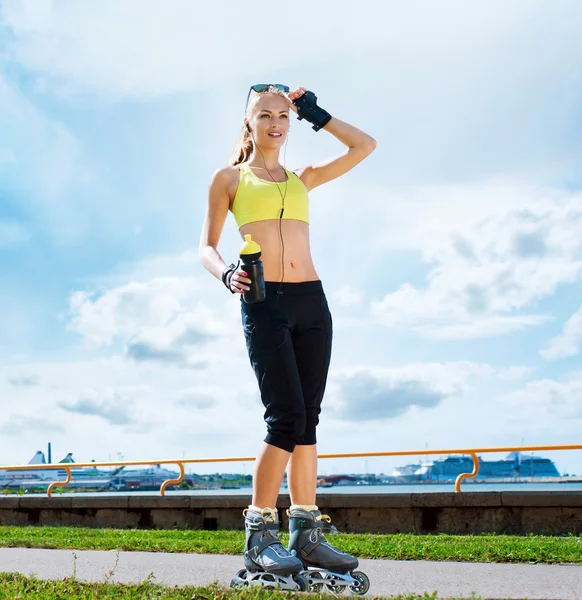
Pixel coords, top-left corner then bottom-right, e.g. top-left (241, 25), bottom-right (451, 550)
top-left (293, 90), bottom-right (332, 132)
top-left (221, 260), bottom-right (239, 294)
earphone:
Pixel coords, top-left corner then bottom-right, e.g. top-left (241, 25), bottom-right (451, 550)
top-left (245, 117), bottom-right (289, 302)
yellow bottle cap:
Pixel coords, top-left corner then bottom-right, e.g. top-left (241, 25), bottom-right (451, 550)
top-left (240, 234), bottom-right (261, 256)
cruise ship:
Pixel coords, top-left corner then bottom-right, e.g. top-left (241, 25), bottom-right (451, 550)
top-left (392, 452), bottom-right (561, 483)
top-left (0, 451), bottom-right (196, 491)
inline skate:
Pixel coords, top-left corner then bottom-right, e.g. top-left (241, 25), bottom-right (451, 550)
top-left (287, 507), bottom-right (370, 595)
top-left (230, 506), bottom-right (308, 591)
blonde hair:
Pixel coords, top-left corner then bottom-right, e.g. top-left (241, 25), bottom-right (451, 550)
top-left (229, 87), bottom-right (288, 166)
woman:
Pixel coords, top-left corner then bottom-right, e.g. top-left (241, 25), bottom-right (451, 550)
top-left (199, 84), bottom-right (376, 592)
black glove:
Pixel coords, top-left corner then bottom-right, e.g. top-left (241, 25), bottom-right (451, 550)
top-left (221, 260), bottom-right (240, 294)
top-left (293, 90), bottom-right (332, 132)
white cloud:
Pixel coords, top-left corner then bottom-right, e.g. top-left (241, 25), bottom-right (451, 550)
top-left (64, 267), bottom-right (260, 378)
top-left (352, 179), bottom-right (582, 340)
top-left (329, 286), bottom-right (364, 309)
top-left (0, 353), bottom-right (265, 468)
top-left (175, 388), bottom-right (218, 410)
top-left (1, 1), bottom-right (569, 101)
top-left (496, 376), bottom-right (582, 422)
top-left (67, 276), bottom-right (229, 346)
top-left (540, 304), bottom-right (582, 360)
top-left (58, 387), bottom-right (144, 427)
top-left (326, 361), bottom-right (494, 420)
top-left (0, 0), bottom-right (387, 98)
top-left (313, 365), bottom-right (582, 476)
top-left (417, 315), bottom-right (552, 341)
top-left (497, 365), bottom-right (534, 381)
top-left (0, 415), bottom-right (66, 436)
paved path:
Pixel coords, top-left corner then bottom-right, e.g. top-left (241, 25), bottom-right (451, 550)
top-left (0, 548), bottom-right (581, 599)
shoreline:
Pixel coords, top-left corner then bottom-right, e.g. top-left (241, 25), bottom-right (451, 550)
top-left (3, 479), bottom-right (582, 496)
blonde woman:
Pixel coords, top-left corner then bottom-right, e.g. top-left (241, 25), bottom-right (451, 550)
top-left (199, 84), bottom-right (375, 592)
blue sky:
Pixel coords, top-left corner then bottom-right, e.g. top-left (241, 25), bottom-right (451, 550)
top-left (1, 0), bottom-right (581, 478)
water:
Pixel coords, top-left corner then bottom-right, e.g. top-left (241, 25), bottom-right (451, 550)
top-left (312, 482), bottom-right (582, 494)
top-left (14, 482), bottom-right (582, 497)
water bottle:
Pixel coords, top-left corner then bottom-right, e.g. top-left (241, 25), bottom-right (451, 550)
top-left (240, 234), bottom-right (266, 303)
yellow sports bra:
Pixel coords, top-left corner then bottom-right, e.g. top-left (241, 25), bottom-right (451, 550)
top-left (231, 163), bottom-right (309, 229)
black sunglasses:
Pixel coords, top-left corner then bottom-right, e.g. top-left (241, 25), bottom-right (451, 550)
top-left (245, 84), bottom-right (290, 111)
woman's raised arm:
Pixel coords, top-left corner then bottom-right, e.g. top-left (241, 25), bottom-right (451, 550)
top-left (287, 88), bottom-right (376, 191)
top-left (295, 117), bottom-right (376, 191)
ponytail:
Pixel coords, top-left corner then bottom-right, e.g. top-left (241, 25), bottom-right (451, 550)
top-left (229, 123), bottom-right (253, 166)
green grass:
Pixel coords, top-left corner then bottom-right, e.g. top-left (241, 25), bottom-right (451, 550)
top-left (0, 526), bottom-right (580, 564)
top-left (0, 573), bottom-right (476, 600)
top-left (1, 528), bottom-right (576, 599)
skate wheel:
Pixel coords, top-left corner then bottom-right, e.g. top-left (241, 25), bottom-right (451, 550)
top-left (230, 568), bottom-right (248, 588)
top-left (321, 573), bottom-right (343, 594)
top-left (293, 574), bottom-right (309, 592)
top-left (348, 571), bottom-right (370, 595)
top-left (303, 570), bottom-right (323, 592)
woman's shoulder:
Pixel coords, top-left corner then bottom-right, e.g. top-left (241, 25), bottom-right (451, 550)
top-left (210, 165), bottom-right (244, 204)
top-left (214, 164), bottom-right (242, 178)
top-left (210, 164), bottom-right (242, 187)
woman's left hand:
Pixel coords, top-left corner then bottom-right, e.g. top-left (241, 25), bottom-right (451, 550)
top-left (285, 87), bottom-right (307, 114)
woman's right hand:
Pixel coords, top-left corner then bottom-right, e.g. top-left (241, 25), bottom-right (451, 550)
top-left (230, 268), bottom-right (252, 294)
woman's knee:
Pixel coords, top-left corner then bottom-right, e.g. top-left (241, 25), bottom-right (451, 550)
top-left (264, 406), bottom-right (306, 452)
top-left (296, 407), bottom-right (320, 445)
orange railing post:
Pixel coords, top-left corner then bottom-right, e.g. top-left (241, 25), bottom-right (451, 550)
top-left (455, 452), bottom-right (479, 493)
top-left (47, 466), bottom-right (71, 497)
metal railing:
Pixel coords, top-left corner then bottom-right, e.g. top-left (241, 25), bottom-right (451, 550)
top-left (1, 443), bottom-right (580, 497)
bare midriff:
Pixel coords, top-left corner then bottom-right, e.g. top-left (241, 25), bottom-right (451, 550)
top-left (239, 219), bottom-right (319, 282)
top-left (227, 165), bottom-right (319, 283)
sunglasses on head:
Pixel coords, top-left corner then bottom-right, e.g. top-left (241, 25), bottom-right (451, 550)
top-left (245, 84), bottom-right (290, 110)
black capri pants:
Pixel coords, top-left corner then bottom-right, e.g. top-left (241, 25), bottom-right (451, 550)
top-left (240, 280), bottom-right (333, 453)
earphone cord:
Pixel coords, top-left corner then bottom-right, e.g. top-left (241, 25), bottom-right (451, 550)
top-left (255, 137), bottom-right (289, 305)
